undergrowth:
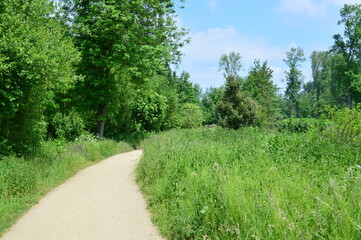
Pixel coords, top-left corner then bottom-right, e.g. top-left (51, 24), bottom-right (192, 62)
top-left (137, 127), bottom-right (361, 239)
top-left (0, 138), bottom-right (132, 235)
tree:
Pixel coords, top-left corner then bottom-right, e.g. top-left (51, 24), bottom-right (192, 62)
top-left (219, 52), bottom-right (243, 80)
top-left (283, 47), bottom-right (306, 117)
top-left (310, 51), bottom-right (333, 105)
top-left (331, 4), bottom-right (361, 108)
top-left (243, 60), bottom-right (278, 124)
top-left (62, 0), bottom-right (187, 138)
top-left (0, 0), bottom-right (79, 154)
top-left (217, 53), bottom-right (260, 128)
top-left (169, 71), bottom-right (201, 104)
top-left (202, 87), bottom-right (224, 124)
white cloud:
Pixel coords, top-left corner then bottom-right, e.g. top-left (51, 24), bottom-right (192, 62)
top-left (183, 26), bottom-right (284, 64)
top-left (179, 26), bottom-right (286, 89)
top-left (276, 0), bottom-right (327, 18)
top-left (208, 0), bottom-right (217, 13)
top-left (276, 0), bottom-right (361, 18)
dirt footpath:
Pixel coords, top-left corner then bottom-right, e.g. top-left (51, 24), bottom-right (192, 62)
top-left (1, 150), bottom-right (163, 240)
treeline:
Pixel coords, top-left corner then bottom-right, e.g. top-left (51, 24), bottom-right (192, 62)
top-left (0, 0), bottom-right (203, 155)
top-left (202, 4), bottom-right (361, 129)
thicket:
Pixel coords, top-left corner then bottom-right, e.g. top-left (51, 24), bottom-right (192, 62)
top-left (137, 121), bottom-right (360, 239)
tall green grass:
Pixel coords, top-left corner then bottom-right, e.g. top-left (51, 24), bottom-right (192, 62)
top-left (0, 139), bottom-right (132, 235)
top-left (137, 128), bottom-right (361, 239)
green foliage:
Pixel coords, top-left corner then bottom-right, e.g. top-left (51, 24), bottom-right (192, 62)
top-left (137, 128), bottom-right (361, 239)
top-left (202, 86), bottom-right (224, 124)
top-left (62, 0), bottom-right (188, 137)
top-left (243, 60), bottom-right (278, 124)
top-left (179, 103), bottom-right (204, 129)
top-left (219, 52), bottom-right (243, 79)
top-left (170, 72), bottom-right (201, 105)
top-left (324, 105), bottom-right (361, 143)
top-left (331, 4), bottom-right (361, 108)
top-left (0, 139), bottom-right (132, 234)
top-left (0, 0), bottom-right (79, 155)
top-left (308, 51), bottom-right (335, 112)
top-left (51, 110), bottom-right (86, 141)
top-left (218, 75), bottom-right (261, 129)
top-left (132, 91), bottom-right (168, 133)
top-left (276, 118), bottom-right (332, 133)
top-left (284, 47), bottom-right (306, 117)
top-left (217, 53), bottom-right (261, 129)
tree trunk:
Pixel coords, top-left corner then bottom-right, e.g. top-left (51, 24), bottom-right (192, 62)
top-left (97, 104), bottom-right (106, 139)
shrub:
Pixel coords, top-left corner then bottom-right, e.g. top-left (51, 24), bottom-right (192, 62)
top-left (218, 95), bottom-right (261, 129)
top-left (179, 103), bottom-right (204, 128)
top-left (132, 91), bottom-right (168, 132)
top-left (276, 118), bottom-right (332, 133)
top-left (51, 110), bottom-right (86, 141)
top-left (324, 105), bottom-right (361, 143)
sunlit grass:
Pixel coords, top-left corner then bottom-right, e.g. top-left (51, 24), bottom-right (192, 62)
top-left (137, 127), bottom-right (361, 239)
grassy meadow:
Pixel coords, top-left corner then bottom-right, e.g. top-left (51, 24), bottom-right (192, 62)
top-left (137, 127), bottom-right (361, 239)
top-left (0, 138), bottom-right (132, 235)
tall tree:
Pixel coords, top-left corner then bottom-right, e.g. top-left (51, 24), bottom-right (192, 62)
top-left (310, 51), bottom-right (333, 104)
top-left (62, 0), bottom-right (187, 138)
top-left (219, 52), bottom-right (243, 80)
top-left (331, 4), bottom-right (361, 108)
top-left (283, 47), bottom-right (306, 117)
top-left (243, 60), bottom-right (278, 123)
top-left (217, 53), bottom-right (260, 128)
top-left (0, 0), bottom-right (79, 154)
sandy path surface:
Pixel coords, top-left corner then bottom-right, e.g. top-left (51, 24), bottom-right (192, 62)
top-left (1, 150), bottom-right (163, 240)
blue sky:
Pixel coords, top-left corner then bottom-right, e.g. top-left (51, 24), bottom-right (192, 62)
top-left (175, 0), bottom-right (359, 92)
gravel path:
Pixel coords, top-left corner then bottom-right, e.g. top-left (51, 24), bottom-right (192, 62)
top-left (1, 150), bottom-right (163, 240)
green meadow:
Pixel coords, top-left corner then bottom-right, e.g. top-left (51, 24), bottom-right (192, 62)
top-left (137, 127), bottom-right (361, 239)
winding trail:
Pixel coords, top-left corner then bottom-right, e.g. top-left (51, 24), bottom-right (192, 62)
top-left (1, 150), bottom-right (163, 240)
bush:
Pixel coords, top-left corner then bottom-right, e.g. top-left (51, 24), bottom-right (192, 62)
top-left (51, 110), bottom-right (86, 141)
top-left (276, 118), bottom-right (332, 133)
top-left (132, 91), bottom-right (168, 132)
top-left (218, 95), bottom-right (261, 129)
top-left (179, 103), bottom-right (204, 128)
top-left (324, 105), bottom-right (361, 143)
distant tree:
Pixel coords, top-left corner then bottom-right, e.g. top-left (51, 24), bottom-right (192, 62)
top-left (283, 47), bottom-right (306, 117)
top-left (170, 72), bottom-right (201, 104)
top-left (331, 4), bottom-right (361, 108)
top-left (217, 53), bottom-right (260, 128)
top-left (298, 82), bottom-right (315, 118)
top-left (219, 52), bottom-right (243, 80)
top-left (202, 87), bottom-right (224, 124)
top-left (0, 0), bottom-right (79, 155)
top-left (243, 60), bottom-right (278, 124)
top-left (310, 51), bottom-right (333, 105)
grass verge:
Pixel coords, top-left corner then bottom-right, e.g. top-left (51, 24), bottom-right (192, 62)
top-left (0, 139), bottom-right (132, 235)
top-left (137, 127), bottom-right (361, 239)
